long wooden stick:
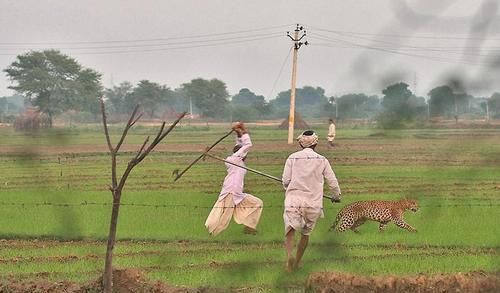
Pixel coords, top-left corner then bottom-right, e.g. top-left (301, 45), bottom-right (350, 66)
top-left (204, 152), bottom-right (335, 201)
top-left (204, 152), bottom-right (282, 182)
top-left (173, 129), bottom-right (234, 182)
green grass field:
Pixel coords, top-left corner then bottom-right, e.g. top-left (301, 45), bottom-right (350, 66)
top-left (0, 123), bottom-right (499, 290)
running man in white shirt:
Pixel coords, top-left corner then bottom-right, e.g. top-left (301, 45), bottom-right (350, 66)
top-left (205, 122), bottom-right (263, 236)
top-left (282, 130), bottom-right (341, 272)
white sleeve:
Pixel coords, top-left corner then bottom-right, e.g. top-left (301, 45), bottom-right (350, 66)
top-left (323, 159), bottom-right (341, 196)
top-left (282, 157), bottom-right (292, 190)
top-left (233, 133), bottom-right (252, 158)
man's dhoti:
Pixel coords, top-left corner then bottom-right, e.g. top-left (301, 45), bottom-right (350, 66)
top-left (283, 197), bottom-right (323, 236)
top-left (205, 193), bottom-right (263, 236)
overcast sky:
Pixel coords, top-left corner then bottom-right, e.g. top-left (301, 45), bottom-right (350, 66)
top-left (1, 0), bottom-right (500, 99)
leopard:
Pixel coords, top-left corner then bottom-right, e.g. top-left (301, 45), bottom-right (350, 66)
top-left (329, 199), bottom-right (419, 233)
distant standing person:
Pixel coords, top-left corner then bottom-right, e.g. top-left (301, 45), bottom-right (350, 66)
top-left (282, 130), bottom-right (342, 272)
top-left (205, 122), bottom-right (263, 236)
top-left (327, 119), bottom-right (336, 149)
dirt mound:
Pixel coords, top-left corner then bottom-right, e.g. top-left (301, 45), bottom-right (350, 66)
top-left (88, 268), bottom-right (198, 292)
top-left (368, 132), bottom-right (387, 137)
top-left (0, 279), bottom-right (81, 293)
top-left (278, 112), bottom-right (310, 130)
top-left (0, 269), bottom-right (197, 293)
top-left (307, 271), bottom-right (500, 293)
top-left (90, 268), bottom-right (150, 292)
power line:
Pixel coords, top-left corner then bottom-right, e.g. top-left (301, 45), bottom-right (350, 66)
top-left (305, 24), bottom-right (500, 67)
top-left (0, 32), bottom-right (283, 51)
top-left (307, 24), bottom-right (500, 42)
top-left (0, 24), bottom-right (294, 46)
top-left (0, 34), bottom-right (283, 56)
top-left (266, 45), bottom-right (293, 100)
top-left (308, 33), bottom-right (491, 66)
top-left (309, 31), bottom-right (500, 55)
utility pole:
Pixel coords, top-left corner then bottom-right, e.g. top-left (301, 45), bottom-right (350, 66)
top-left (334, 97), bottom-right (338, 120)
top-left (427, 99), bottom-right (430, 120)
top-left (330, 97), bottom-right (339, 118)
top-left (287, 24), bottom-right (308, 144)
top-left (413, 71), bottom-right (417, 97)
top-left (454, 95), bottom-right (458, 125)
top-left (486, 100), bottom-right (489, 122)
top-left (189, 96), bottom-right (193, 119)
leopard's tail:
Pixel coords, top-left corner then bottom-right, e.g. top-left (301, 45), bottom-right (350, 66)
top-left (329, 210), bottom-right (343, 232)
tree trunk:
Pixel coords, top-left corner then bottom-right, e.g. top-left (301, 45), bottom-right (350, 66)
top-left (48, 111), bottom-right (53, 128)
top-left (103, 191), bottom-right (122, 293)
top-left (47, 91), bottom-right (53, 128)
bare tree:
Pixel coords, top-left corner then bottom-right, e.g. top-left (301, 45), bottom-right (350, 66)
top-left (100, 98), bottom-right (186, 292)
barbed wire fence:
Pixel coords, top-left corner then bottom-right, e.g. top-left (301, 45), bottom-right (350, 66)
top-left (0, 201), bottom-right (499, 209)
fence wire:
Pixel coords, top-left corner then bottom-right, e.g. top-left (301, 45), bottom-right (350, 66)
top-left (0, 201), bottom-right (499, 209)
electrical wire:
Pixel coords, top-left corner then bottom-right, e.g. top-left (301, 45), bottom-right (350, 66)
top-left (266, 45), bottom-right (293, 100)
top-left (0, 34), bottom-right (283, 56)
top-left (307, 33), bottom-right (491, 66)
top-left (0, 32), bottom-right (284, 51)
top-left (309, 31), bottom-right (500, 55)
top-left (0, 24), bottom-right (294, 46)
top-left (307, 24), bottom-right (500, 42)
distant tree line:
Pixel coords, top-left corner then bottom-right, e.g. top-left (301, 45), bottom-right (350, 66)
top-left (3, 50), bottom-right (500, 128)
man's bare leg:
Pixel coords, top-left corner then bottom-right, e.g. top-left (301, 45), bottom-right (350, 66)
top-left (294, 234), bottom-right (309, 269)
top-left (285, 229), bottom-right (295, 272)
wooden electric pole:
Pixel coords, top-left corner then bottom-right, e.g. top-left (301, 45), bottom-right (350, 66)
top-left (486, 100), bottom-right (490, 122)
top-left (287, 24), bottom-right (308, 144)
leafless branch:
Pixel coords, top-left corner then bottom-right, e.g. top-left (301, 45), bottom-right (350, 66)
top-left (134, 136), bottom-right (150, 161)
top-left (100, 98), bottom-right (118, 188)
top-left (136, 112), bottom-right (186, 163)
top-left (158, 119), bottom-right (180, 141)
top-left (100, 98), bottom-right (114, 153)
top-left (117, 163), bottom-right (135, 193)
top-left (115, 104), bottom-right (141, 153)
top-left (130, 112), bottom-right (143, 128)
top-left (152, 122), bottom-right (166, 145)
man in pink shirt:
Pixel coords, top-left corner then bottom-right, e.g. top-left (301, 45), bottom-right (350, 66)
top-left (205, 122), bottom-right (263, 235)
top-left (282, 130), bottom-right (341, 272)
